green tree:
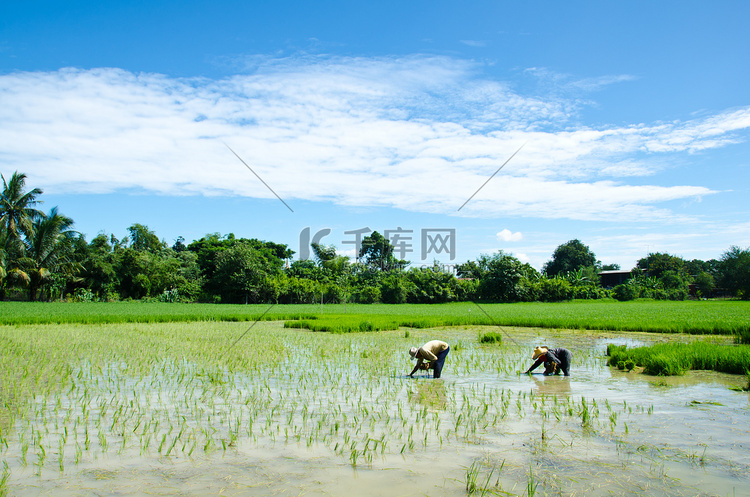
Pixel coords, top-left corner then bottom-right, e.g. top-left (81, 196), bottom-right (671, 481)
top-left (311, 242), bottom-right (351, 279)
top-left (0, 172), bottom-right (44, 260)
top-left (211, 242), bottom-right (284, 303)
top-left (717, 246), bottom-right (750, 299)
top-left (405, 263), bottom-right (458, 303)
top-left (476, 252), bottom-right (528, 302)
top-left (694, 271), bottom-right (715, 297)
top-left (0, 232), bottom-right (9, 298)
top-left (116, 247), bottom-right (151, 299)
top-left (601, 263), bottom-right (621, 271)
top-left (21, 207), bottom-right (80, 300)
top-left (456, 260), bottom-right (484, 279)
top-left (172, 236), bottom-right (187, 252)
top-left (543, 239), bottom-right (597, 277)
top-left (659, 270), bottom-right (687, 290)
top-left (310, 242), bottom-right (336, 263)
top-left (127, 223), bottom-right (164, 252)
top-left (379, 272), bottom-right (412, 304)
top-left (359, 231), bottom-right (406, 271)
top-left (189, 234), bottom-right (293, 301)
top-left (636, 252), bottom-right (686, 279)
top-left (81, 234), bottom-right (118, 299)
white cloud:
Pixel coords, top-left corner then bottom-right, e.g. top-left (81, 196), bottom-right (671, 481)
top-left (515, 252), bottom-right (530, 264)
top-left (497, 229), bottom-right (523, 242)
top-left (0, 56), bottom-right (746, 224)
top-left (460, 40), bottom-right (487, 47)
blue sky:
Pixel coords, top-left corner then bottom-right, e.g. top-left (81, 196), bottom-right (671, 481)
top-left (2, 1), bottom-right (749, 270)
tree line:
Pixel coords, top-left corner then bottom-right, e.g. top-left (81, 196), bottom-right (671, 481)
top-left (2, 171), bottom-right (749, 303)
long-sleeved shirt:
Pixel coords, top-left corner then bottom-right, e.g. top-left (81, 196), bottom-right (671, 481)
top-left (527, 347), bottom-right (571, 373)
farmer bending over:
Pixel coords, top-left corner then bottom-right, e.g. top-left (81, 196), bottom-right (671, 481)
top-left (524, 346), bottom-right (572, 376)
top-left (409, 340), bottom-right (450, 378)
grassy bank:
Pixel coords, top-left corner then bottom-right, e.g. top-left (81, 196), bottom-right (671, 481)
top-left (607, 342), bottom-right (750, 376)
top-left (1, 299), bottom-right (748, 335)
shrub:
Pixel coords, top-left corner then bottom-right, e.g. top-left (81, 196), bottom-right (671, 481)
top-left (612, 283), bottom-right (640, 301)
top-left (356, 286), bottom-right (381, 304)
top-left (73, 288), bottom-right (95, 302)
top-left (537, 278), bottom-right (575, 302)
top-left (572, 285), bottom-right (609, 300)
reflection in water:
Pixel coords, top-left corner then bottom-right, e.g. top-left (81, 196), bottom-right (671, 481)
top-left (410, 380), bottom-right (447, 410)
top-left (531, 375), bottom-right (572, 395)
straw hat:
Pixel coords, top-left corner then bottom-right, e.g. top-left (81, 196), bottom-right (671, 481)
top-left (532, 346), bottom-right (548, 360)
top-left (409, 347), bottom-right (419, 359)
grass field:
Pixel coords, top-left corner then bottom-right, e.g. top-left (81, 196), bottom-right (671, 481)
top-left (1, 299), bottom-right (749, 335)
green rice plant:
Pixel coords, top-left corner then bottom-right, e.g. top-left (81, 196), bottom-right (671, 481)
top-left (580, 397), bottom-right (592, 428)
top-left (644, 354), bottom-right (687, 376)
top-left (478, 331), bottom-right (503, 344)
top-left (526, 463), bottom-right (539, 497)
top-left (464, 459), bottom-right (504, 496)
top-left (0, 461), bottom-right (10, 497)
top-left (284, 315), bottom-right (400, 333)
top-left (606, 342), bottom-right (750, 376)
top-left (465, 461), bottom-right (481, 495)
top-left (3, 300), bottom-right (749, 335)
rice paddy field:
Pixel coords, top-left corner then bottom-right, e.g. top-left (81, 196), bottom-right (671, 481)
top-left (2, 300), bottom-right (749, 335)
top-left (1, 307), bottom-right (749, 496)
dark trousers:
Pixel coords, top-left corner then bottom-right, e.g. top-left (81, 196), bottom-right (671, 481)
top-left (433, 347), bottom-right (450, 378)
top-left (557, 349), bottom-right (572, 376)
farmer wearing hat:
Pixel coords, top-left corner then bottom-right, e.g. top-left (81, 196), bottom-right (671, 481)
top-left (524, 346), bottom-right (572, 376)
top-left (409, 340), bottom-right (450, 378)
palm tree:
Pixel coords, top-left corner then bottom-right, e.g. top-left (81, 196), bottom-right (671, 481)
top-left (0, 238), bottom-right (6, 298)
top-left (0, 171), bottom-right (44, 259)
top-left (21, 207), bottom-right (80, 300)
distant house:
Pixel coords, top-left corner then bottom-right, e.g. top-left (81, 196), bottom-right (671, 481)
top-left (599, 270), bottom-right (633, 288)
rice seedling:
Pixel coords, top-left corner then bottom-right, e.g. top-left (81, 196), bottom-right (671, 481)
top-left (478, 331), bottom-right (503, 344)
top-left (526, 463), bottom-right (539, 497)
top-left (0, 461), bottom-right (10, 497)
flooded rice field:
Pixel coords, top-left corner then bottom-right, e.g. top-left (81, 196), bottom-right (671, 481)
top-left (1, 321), bottom-right (748, 496)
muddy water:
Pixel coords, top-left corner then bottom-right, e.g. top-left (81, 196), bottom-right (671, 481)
top-left (3, 323), bottom-right (749, 496)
